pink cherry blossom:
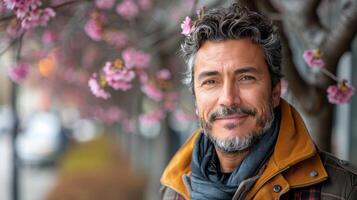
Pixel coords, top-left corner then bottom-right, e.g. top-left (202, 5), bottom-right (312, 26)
top-left (303, 49), bottom-right (325, 69)
top-left (88, 73), bottom-right (111, 99)
top-left (95, 0), bottom-right (115, 10)
top-left (122, 47), bottom-right (151, 69)
top-left (21, 8), bottom-right (56, 30)
top-left (84, 19), bottom-right (103, 41)
top-left (141, 82), bottom-right (164, 101)
top-left (3, 0), bottom-right (41, 18)
top-left (102, 61), bottom-right (135, 91)
top-left (156, 69), bottom-right (171, 80)
top-left (8, 63), bottom-right (29, 83)
top-left (139, 109), bottom-right (165, 125)
top-left (116, 0), bottom-right (139, 20)
top-left (181, 16), bottom-right (193, 36)
top-left (103, 30), bottom-right (129, 49)
top-left (42, 30), bottom-right (57, 45)
top-left (138, 0), bottom-right (152, 11)
top-left (327, 81), bottom-right (355, 104)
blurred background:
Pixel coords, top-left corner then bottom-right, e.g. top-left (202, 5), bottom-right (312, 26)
top-left (0, 0), bottom-right (356, 200)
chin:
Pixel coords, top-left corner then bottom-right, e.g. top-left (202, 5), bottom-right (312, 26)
top-left (206, 127), bottom-right (259, 153)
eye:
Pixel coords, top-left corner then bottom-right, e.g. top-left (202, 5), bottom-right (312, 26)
top-left (202, 79), bottom-right (217, 85)
top-left (240, 75), bottom-right (256, 81)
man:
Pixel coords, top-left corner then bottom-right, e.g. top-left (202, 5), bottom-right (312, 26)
top-left (160, 3), bottom-right (357, 200)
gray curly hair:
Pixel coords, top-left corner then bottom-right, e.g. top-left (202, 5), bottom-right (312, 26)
top-left (181, 3), bottom-right (283, 94)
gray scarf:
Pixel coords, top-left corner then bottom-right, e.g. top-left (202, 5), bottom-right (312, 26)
top-left (187, 108), bottom-right (280, 200)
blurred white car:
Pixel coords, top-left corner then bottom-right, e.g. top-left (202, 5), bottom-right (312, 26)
top-left (16, 112), bottom-right (65, 166)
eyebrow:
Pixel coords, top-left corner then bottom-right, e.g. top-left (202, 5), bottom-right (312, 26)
top-left (197, 66), bottom-right (259, 81)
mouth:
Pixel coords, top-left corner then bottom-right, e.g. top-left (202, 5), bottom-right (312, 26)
top-left (215, 114), bottom-right (249, 121)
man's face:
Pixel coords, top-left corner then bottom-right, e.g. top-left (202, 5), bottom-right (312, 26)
top-left (193, 39), bottom-right (281, 153)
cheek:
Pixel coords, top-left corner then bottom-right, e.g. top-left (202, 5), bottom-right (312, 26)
top-left (195, 95), bottom-right (215, 120)
top-left (241, 88), bottom-right (272, 112)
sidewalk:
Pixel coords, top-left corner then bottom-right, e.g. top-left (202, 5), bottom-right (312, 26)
top-left (45, 135), bottom-right (146, 200)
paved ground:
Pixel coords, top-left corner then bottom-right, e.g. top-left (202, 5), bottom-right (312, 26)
top-left (0, 134), bottom-right (58, 200)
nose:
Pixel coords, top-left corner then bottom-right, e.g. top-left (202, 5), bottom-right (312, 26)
top-left (218, 80), bottom-right (241, 107)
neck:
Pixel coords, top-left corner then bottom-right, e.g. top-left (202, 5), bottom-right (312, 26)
top-left (215, 147), bottom-right (250, 173)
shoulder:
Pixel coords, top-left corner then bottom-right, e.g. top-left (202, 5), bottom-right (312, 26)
top-left (319, 151), bottom-right (357, 200)
top-left (320, 151), bottom-right (357, 176)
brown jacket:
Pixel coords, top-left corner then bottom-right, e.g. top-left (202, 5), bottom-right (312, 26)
top-left (160, 100), bottom-right (357, 199)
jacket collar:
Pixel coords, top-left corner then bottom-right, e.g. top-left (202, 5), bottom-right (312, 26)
top-left (160, 99), bottom-right (328, 200)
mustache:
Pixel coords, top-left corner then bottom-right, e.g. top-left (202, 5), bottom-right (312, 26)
top-left (209, 106), bottom-right (257, 122)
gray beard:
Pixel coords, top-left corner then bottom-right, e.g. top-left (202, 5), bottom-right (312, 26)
top-left (200, 105), bottom-right (275, 153)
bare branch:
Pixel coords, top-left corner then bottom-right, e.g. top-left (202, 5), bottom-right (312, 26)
top-left (323, 1), bottom-right (357, 73)
top-left (16, 33), bottom-right (23, 61)
top-left (0, 14), bottom-right (15, 22)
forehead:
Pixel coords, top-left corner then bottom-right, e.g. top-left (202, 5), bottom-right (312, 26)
top-left (194, 39), bottom-right (267, 73)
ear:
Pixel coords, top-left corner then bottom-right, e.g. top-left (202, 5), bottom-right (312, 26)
top-left (272, 81), bottom-right (281, 108)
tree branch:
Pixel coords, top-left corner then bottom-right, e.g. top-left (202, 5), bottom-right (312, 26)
top-left (252, 0), bottom-right (311, 104)
top-left (323, 1), bottom-right (357, 74)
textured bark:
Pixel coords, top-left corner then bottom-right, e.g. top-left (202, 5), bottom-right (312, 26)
top-left (323, 1), bottom-right (357, 73)
top-left (252, 0), bottom-right (357, 151)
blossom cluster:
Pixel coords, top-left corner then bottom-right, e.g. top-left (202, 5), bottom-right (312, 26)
top-left (88, 58), bottom-right (136, 99)
top-left (303, 48), bottom-right (355, 104)
top-left (87, 47), bottom-right (152, 99)
top-left (303, 49), bottom-right (325, 69)
top-left (181, 16), bottom-right (193, 36)
top-left (84, 18), bottom-right (103, 41)
top-left (327, 81), bottom-right (355, 104)
top-left (87, 50), bottom-right (176, 127)
top-left (180, 7), bottom-right (205, 36)
top-left (88, 73), bottom-right (111, 99)
top-left (85, 0), bottom-right (152, 42)
top-left (103, 60), bottom-right (135, 91)
top-left (2, 0), bottom-right (56, 30)
top-left (122, 48), bottom-right (151, 69)
top-left (94, 0), bottom-right (152, 19)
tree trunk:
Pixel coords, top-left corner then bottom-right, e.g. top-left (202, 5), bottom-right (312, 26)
top-left (300, 100), bottom-right (333, 151)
